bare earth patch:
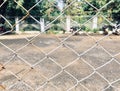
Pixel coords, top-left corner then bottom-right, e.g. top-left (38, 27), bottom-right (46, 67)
top-left (0, 34), bottom-right (120, 91)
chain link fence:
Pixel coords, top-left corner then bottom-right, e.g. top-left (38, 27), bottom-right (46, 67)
top-left (0, 0), bottom-right (120, 91)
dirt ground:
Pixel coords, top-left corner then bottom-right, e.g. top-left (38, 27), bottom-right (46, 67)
top-left (0, 34), bottom-right (120, 91)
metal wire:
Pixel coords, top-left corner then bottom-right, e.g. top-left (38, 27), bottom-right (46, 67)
top-left (0, 0), bottom-right (120, 91)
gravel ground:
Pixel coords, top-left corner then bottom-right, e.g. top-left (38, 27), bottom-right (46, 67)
top-left (0, 34), bottom-right (120, 91)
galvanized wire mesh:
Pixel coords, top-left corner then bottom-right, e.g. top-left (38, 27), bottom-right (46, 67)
top-left (0, 0), bottom-right (120, 91)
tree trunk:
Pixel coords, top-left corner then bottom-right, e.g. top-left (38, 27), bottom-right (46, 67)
top-left (0, 16), bottom-right (5, 33)
top-left (92, 15), bottom-right (98, 29)
top-left (15, 17), bottom-right (20, 34)
top-left (66, 15), bottom-right (71, 32)
top-left (0, 0), bottom-right (7, 33)
top-left (40, 18), bottom-right (45, 33)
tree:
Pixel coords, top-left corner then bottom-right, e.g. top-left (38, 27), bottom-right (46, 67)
top-left (6, 0), bottom-right (25, 17)
top-left (63, 0), bottom-right (84, 32)
top-left (82, 0), bottom-right (120, 24)
top-left (106, 0), bottom-right (120, 23)
top-left (64, 0), bottom-right (83, 16)
top-left (0, 0), bottom-right (8, 33)
top-left (5, 0), bottom-right (46, 32)
top-left (5, 0), bottom-right (25, 33)
top-left (42, 0), bottom-right (61, 22)
top-left (82, 0), bottom-right (109, 29)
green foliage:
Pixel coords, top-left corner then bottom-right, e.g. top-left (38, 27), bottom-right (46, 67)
top-left (46, 29), bottom-right (62, 34)
top-left (0, 0), bottom-right (8, 15)
top-left (5, 0), bottom-right (61, 18)
top-left (85, 27), bottom-right (92, 32)
top-left (6, 0), bottom-right (25, 16)
top-left (82, 0), bottom-right (120, 23)
top-left (81, 25), bottom-right (86, 30)
top-left (106, 0), bottom-right (120, 23)
top-left (92, 28), bottom-right (99, 33)
top-left (1, 0), bottom-right (120, 33)
top-left (81, 26), bottom-right (99, 33)
top-left (46, 24), bottom-right (65, 34)
top-left (82, 0), bottom-right (107, 15)
top-left (23, 0), bottom-right (41, 17)
top-left (64, 0), bottom-right (84, 16)
top-left (23, 25), bottom-right (39, 31)
top-left (51, 24), bottom-right (65, 31)
top-left (16, 0), bottom-right (24, 9)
